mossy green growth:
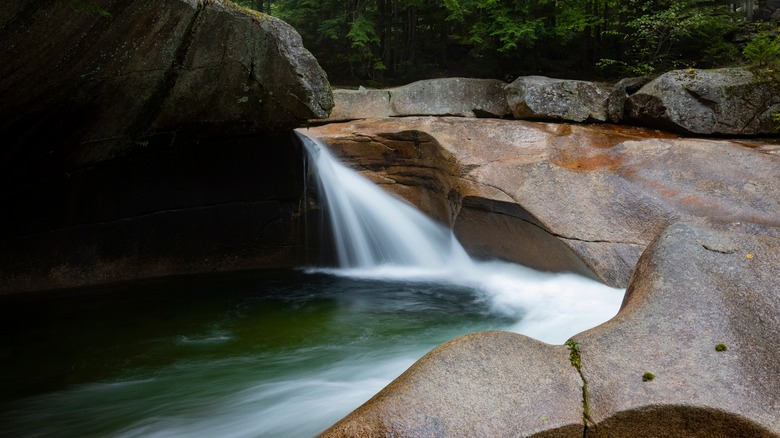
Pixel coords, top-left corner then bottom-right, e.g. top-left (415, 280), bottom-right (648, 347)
top-left (642, 371), bottom-right (655, 382)
top-left (564, 339), bottom-right (582, 371)
top-left (564, 339), bottom-right (595, 429)
top-left (225, 0), bottom-right (269, 20)
top-left (67, 0), bottom-right (111, 18)
top-left (715, 343), bottom-right (728, 352)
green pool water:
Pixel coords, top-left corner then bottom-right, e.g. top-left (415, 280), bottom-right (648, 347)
top-left (0, 269), bottom-right (516, 437)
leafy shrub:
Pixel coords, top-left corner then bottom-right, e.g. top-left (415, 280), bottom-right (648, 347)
top-left (743, 33), bottom-right (780, 68)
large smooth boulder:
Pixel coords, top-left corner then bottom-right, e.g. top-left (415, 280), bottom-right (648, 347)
top-left (323, 78), bottom-right (511, 121)
top-left (320, 331), bottom-right (583, 437)
top-left (0, 0), bottom-right (332, 293)
top-left (626, 67), bottom-right (780, 135)
top-left (0, 0), bottom-right (332, 172)
top-left (303, 117), bottom-right (780, 287)
top-left (320, 222), bottom-right (780, 436)
top-left (505, 76), bottom-right (610, 122)
top-left (574, 222), bottom-right (780, 436)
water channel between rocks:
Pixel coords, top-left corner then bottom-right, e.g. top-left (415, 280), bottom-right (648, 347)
top-left (0, 134), bottom-right (625, 437)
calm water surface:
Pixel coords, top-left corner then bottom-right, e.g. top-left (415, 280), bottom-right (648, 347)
top-left (0, 269), bottom-right (521, 437)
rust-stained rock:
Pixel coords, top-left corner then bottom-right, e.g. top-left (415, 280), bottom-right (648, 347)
top-left (302, 117), bottom-right (780, 287)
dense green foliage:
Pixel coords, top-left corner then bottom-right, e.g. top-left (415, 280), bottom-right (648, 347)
top-left (232, 0), bottom-right (765, 84)
top-left (743, 32), bottom-right (780, 67)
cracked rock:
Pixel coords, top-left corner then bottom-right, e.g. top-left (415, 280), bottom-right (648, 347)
top-left (319, 78), bottom-right (512, 122)
top-left (505, 75), bottom-right (611, 123)
top-left (626, 68), bottom-right (780, 135)
top-left (574, 222), bottom-right (780, 437)
top-left (318, 221), bottom-right (780, 437)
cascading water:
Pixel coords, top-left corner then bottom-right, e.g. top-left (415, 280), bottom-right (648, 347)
top-left (299, 132), bottom-right (472, 271)
top-left (297, 130), bottom-right (624, 344)
top-left (0, 133), bottom-right (626, 438)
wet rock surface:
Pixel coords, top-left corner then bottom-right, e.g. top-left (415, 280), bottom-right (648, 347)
top-left (319, 222), bottom-right (780, 437)
top-left (576, 222), bottom-right (780, 437)
top-left (320, 331), bottom-right (584, 438)
top-left (303, 117), bottom-right (780, 287)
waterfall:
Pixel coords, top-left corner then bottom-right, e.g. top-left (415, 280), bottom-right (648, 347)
top-left (296, 130), bottom-right (624, 345)
top-left (298, 132), bottom-right (472, 271)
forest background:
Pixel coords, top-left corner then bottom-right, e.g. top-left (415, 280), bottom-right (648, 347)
top-left (232, 0), bottom-right (780, 85)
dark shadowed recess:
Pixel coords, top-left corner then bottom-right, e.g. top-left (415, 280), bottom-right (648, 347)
top-left (0, 134), bottom-right (325, 294)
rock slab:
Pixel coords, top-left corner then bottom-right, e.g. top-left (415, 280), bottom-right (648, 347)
top-left (323, 78), bottom-right (511, 121)
top-left (320, 222), bottom-right (780, 437)
top-left (304, 117), bottom-right (780, 287)
top-left (320, 331), bottom-right (584, 438)
top-left (576, 222), bottom-right (780, 437)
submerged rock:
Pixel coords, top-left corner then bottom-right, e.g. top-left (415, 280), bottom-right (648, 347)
top-left (626, 68), bottom-right (780, 135)
top-left (303, 117), bottom-right (780, 287)
top-left (320, 222), bottom-right (780, 437)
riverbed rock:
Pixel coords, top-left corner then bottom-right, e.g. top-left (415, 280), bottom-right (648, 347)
top-left (573, 222), bottom-right (780, 437)
top-left (505, 76), bottom-right (610, 122)
top-left (319, 222), bottom-right (780, 437)
top-left (0, 0), bottom-right (332, 293)
top-left (323, 78), bottom-right (511, 121)
top-left (320, 331), bottom-right (584, 437)
top-left (302, 117), bottom-right (780, 287)
top-left (626, 67), bottom-right (780, 135)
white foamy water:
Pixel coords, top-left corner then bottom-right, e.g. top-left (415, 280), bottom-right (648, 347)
top-left (298, 131), bottom-right (624, 345)
top-left (301, 131), bottom-right (473, 270)
top-left (0, 134), bottom-right (625, 438)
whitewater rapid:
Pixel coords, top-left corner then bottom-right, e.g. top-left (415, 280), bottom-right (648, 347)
top-left (297, 131), bottom-right (624, 345)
